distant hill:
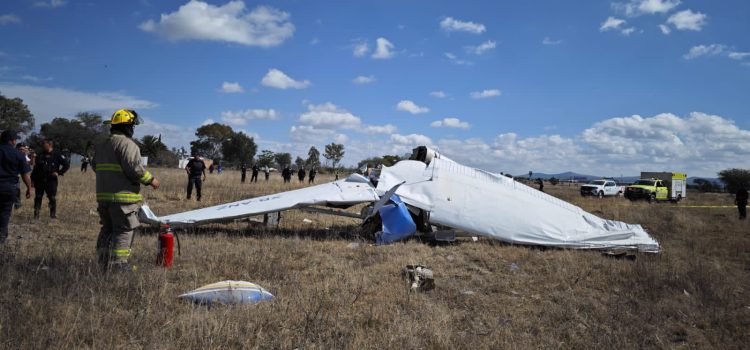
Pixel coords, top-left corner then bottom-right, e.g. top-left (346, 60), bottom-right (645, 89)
top-left (515, 171), bottom-right (722, 186)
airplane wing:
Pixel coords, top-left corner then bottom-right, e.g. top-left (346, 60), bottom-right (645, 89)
top-left (139, 174), bottom-right (379, 228)
top-left (377, 158), bottom-right (660, 252)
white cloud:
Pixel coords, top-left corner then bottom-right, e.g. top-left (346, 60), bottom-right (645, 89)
top-left (261, 68), bottom-right (310, 89)
top-left (431, 117), bottom-right (470, 129)
top-left (468, 40), bottom-right (496, 55)
top-left (353, 40), bottom-right (370, 57)
top-left (372, 37), bottom-right (395, 59)
top-left (139, 1), bottom-right (294, 47)
top-left (659, 24), bottom-right (671, 34)
top-left (289, 125), bottom-right (348, 144)
top-left (202, 118), bottom-right (215, 125)
top-left (21, 75), bottom-right (53, 83)
top-left (729, 52), bottom-right (750, 60)
top-left (666, 9), bottom-right (707, 31)
top-left (396, 100), bottom-right (430, 114)
top-left (390, 134), bottom-right (434, 154)
top-left (430, 91), bottom-right (447, 98)
top-left (683, 44), bottom-right (726, 60)
top-left (440, 17), bottom-right (486, 34)
top-left (0, 83), bottom-right (157, 125)
top-left (600, 16), bottom-right (626, 32)
top-left (364, 124), bottom-right (397, 134)
top-left (616, 0), bottom-right (681, 17)
top-left (353, 75), bottom-right (376, 84)
top-left (33, 0), bottom-right (66, 8)
top-left (309, 37), bottom-right (320, 45)
top-left (0, 14), bottom-right (21, 25)
top-left (220, 109), bottom-right (278, 125)
top-left (220, 81), bottom-right (244, 93)
top-left (444, 52), bottom-right (473, 66)
top-left (299, 103), bottom-right (361, 130)
top-left (136, 118), bottom-right (197, 150)
top-left (621, 27), bottom-right (636, 36)
top-left (542, 37), bottom-right (563, 45)
top-left (470, 89), bottom-right (502, 99)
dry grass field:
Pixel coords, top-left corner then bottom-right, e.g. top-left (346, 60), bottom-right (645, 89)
top-left (1, 167), bottom-right (748, 349)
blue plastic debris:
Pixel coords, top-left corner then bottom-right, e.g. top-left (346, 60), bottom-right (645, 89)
top-left (376, 195), bottom-right (417, 244)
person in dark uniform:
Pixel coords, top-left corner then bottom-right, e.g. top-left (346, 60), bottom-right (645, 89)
top-left (81, 156), bottom-right (89, 172)
top-left (240, 163), bottom-right (247, 183)
top-left (297, 167), bottom-right (306, 183)
top-left (185, 155), bottom-right (207, 201)
top-left (308, 167), bottom-right (316, 184)
top-left (537, 178), bottom-right (544, 192)
top-left (208, 163), bottom-right (214, 174)
top-left (31, 139), bottom-right (69, 219)
top-left (736, 187), bottom-right (748, 220)
top-left (282, 166), bottom-right (291, 183)
top-left (251, 164), bottom-right (259, 182)
top-left (0, 130), bottom-right (32, 245)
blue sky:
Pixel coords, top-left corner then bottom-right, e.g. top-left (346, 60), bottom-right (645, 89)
top-left (1, 0), bottom-right (748, 177)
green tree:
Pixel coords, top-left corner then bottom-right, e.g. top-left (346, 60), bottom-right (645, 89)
top-left (257, 149), bottom-right (275, 167)
top-left (0, 93), bottom-right (35, 134)
top-left (306, 146), bottom-right (321, 168)
top-left (221, 131), bottom-right (257, 166)
top-left (324, 143), bottom-right (345, 172)
top-left (138, 135), bottom-right (167, 159)
top-left (274, 152), bottom-right (292, 168)
top-left (31, 112), bottom-right (107, 156)
top-left (190, 123), bottom-right (233, 160)
top-left (718, 168), bottom-right (750, 193)
top-left (294, 156), bottom-right (305, 169)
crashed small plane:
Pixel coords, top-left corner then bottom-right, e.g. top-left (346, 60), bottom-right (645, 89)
top-left (139, 146), bottom-right (660, 252)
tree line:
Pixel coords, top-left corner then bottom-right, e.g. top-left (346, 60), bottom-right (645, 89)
top-left (3, 92), bottom-right (750, 188)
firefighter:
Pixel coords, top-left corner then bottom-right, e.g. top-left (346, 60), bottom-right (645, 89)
top-left (92, 109), bottom-right (160, 272)
top-left (31, 139), bottom-right (69, 219)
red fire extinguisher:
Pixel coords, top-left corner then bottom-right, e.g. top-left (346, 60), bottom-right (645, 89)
top-left (157, 224), bottom-right (178, 267)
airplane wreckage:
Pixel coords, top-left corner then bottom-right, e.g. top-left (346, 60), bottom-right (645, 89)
top-left (139, 146), bottom-right (660, 253)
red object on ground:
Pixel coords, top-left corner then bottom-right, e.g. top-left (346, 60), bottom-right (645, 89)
top-left (157, 224), bottom-right (174, 267)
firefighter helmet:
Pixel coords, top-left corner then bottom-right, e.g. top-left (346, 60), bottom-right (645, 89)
top-left (106, 109), bottom-right (141, 125)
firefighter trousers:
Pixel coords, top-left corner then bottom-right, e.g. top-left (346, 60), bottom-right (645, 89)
top-left (96, 202), bottom-right (140, 268)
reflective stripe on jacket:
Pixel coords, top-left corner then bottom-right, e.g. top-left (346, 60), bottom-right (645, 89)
top-left (92, 132), bottom-right (153, 203)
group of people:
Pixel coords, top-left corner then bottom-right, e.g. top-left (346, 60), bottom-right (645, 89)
top-left (240, 163), bottom-right (271, 183)
top-left (280, 166), bottom-right (317, 184)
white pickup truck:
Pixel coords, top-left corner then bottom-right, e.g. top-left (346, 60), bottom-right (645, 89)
top-left (580, 179), bottom-right (623, 198)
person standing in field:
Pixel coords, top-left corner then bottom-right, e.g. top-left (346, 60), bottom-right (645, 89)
top-left (240, 163), bottom-right (247, 183)
top-left (31, 139), bottom-right (69, 219)
top-left (263, 165), bottom-right (270, 181)
top-left (92, 110), bottom-right (160, 271)
top-left (297, 167), bottom-right (305, 183)
top-left (0, 130), bottom-right (32, 245)
top-left (81, 156), bottom-right (90, 172)
top-left (13, 142), bottom-right (31, 209)
top-left (537, 178), bottom-right (544, 192)
top-left (185, 155), bottom-right (206, 201)
top-left (736, 187), bottom-right (748, 220)
top-left (251, 163), bottom-right (259, 183)
top-left (308, 167), bottom-right (316, 184)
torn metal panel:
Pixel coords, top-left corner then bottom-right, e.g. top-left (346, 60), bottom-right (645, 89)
top-left (377, 158), bottom-right (660, 252)
top-left (139, 174), bottom-right (379, 228)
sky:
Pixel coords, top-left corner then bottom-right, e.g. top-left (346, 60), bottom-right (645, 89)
top-left (0, 0), bottom-right (748, 177)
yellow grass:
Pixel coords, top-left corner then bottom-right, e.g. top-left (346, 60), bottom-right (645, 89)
top-left (1, 168), bottom-right (748, 349)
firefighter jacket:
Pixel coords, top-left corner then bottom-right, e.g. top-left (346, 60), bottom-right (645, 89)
top-left (92, 132), bottom-right (153, 203)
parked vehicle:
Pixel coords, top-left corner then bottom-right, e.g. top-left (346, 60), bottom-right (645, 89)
top-left (624, 172), bottom-right (687, 202)
top-left (580, 179), bottom-right (623, 198)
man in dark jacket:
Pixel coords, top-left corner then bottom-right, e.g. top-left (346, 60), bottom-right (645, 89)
top-left (0, 130), bottom-right (32, 245)
top-left (298, 167), bottom-right (306, 183)
top-left (185, 155), bottom-right (207, 201)
top-left (251, 164), bottom-right (259, 182)
top-left (240, 163), bottom-right (247, 183)
top-left (308, 167), bottom-right (316, 184)
top-left (736, 187), bottom-right (748, 220)
top-left (31, 139), bottom-right (69, 219)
